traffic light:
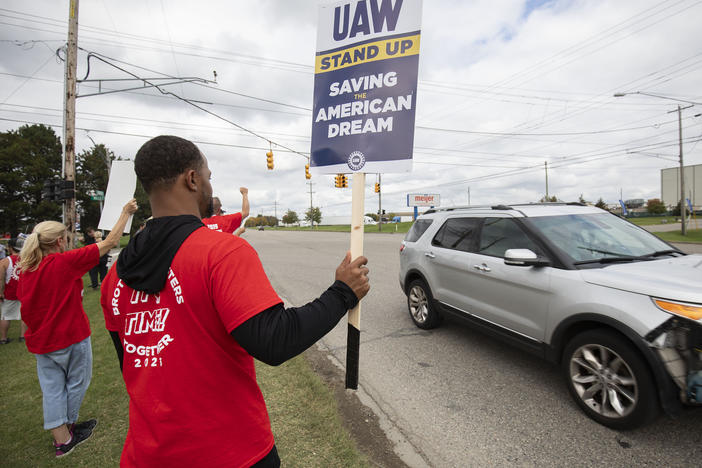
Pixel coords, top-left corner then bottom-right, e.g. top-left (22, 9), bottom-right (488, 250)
top-left (374, 182), bottom-right (380, 193)
top-left (59, 180), bottom-right (75, 200)
top-left (334, 174), bottom-right (348, 188)
top-left (42, 178), bottom-right (75, 201)
top-left (305, 163), bottom-right (311, 179)
top-left (266, 150), bottom-right (274, 170)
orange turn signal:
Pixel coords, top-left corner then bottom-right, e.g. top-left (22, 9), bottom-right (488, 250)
top-left (653, 299), bottom-right (702, 321)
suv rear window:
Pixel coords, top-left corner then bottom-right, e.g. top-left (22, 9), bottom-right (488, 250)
top-left (404, 219), bottom-right (433, 242)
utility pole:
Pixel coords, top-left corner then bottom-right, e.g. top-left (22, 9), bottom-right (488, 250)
top-left (666, 104), bottom-right (692, 235)
top-left (378, 174), bottom-right (382, 232)
top-left (307, 181), bottom-right (314, 227)
top-left (273, 199), bottom-right (278, 224)
top-left (544, 161), bottom-right (549, 200)
top-left (63, 0), bottom-right (79, 245)
top-left (467, 186), bottom-right (471, 205)
top-left (678, 105), bottom-right (686, 235)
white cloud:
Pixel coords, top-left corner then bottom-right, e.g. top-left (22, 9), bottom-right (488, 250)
top-left (1, 0), bottom-right (700, 218)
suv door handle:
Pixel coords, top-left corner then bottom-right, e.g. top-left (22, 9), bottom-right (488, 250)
top-left (425, 252), bottom-right (436, 259)
top-left (473, 264), bottom-right (491, 272)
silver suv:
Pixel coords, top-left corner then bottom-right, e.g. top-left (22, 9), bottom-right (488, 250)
top-left (399, 203), bottom-right (702, 429)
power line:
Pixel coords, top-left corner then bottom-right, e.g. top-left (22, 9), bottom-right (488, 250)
top-left (71, 50), bottom-right (309, 160)
top-left (0, 117), bottom-right (310, 155)
top-left (416, 119), bottom-right (682, 137)
top-left (0, 70), bottom-right (309, 116)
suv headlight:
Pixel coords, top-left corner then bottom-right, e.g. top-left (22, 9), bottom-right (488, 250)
top-left (653, 298), bottom-right (702, 321)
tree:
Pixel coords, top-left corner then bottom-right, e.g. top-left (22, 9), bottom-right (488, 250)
top-left (365, 212), bottom-right (378, 222)
top-left (578, 194), bottom-right (587, 204)
top-left (539, 195), bottom-right (558, 202)
top-left (0, 124), bottom-right (62, 235)
top-left (76, 144), bottom-right (112, 232)
top-left (646, 198), bottom-right (666, 215)
top-left (305, 206), bottom-right (322, 226)
top-left (595, 198), bottom-right (608, 210)
top-left (282, 209), bottom-right (299, 225)
top-left (245, 215), bottom-right (277, 227)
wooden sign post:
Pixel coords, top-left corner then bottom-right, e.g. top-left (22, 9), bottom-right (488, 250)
top-left (311, 0), bottom-right (423, 390)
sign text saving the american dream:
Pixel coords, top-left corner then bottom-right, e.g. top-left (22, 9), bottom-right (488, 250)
top-left (311, 0), bottom-right (423, 174)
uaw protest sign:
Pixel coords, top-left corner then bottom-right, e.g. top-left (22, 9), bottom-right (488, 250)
top-left (311, 0), bottom-right (422, 174)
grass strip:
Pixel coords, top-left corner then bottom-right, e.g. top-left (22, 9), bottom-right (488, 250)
top-left (271, 222), bottom-right (413, 234)
top-left (654, 229), bottom-right (702, 243)
top-left (0, 275), bottom-right (368, 467)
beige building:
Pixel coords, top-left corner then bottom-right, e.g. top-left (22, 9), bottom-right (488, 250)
top-left (661, 164), bottom-right (702, 208)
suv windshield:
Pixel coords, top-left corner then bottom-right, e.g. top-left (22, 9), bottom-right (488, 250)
top-left (525, 213), bottom-right (675, 264)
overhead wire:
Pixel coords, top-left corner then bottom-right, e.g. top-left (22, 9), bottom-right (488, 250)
top-left (71, 51), bottom-right (311, 160)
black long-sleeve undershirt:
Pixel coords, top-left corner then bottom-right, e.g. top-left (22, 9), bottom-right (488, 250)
top-left (109, 330), bottom-right (124, 372)
top-left (231, 280), bottom-right (358, 365)
top-left (109, 280), bottom-right (358, 370)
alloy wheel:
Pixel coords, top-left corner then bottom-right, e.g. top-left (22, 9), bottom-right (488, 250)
top-left (408, 285), bottom-right (429, 324)
top-left (569, 344), bottom-right (638, 419)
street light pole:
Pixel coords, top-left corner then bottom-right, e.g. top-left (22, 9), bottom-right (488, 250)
top-left (544, 161), bottom-right (549, 200)
top-left (613, 91), bottom-right (697, 235)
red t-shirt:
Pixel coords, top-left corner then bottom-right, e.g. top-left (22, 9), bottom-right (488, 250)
top-left (101, 227), bottom-right (282, 468)
top-left (18, 244), bottom-right (98, 354)
top-left (202, 212), bottom-right (243, 233)
top-left (4, 254), bottom-right (20, 300)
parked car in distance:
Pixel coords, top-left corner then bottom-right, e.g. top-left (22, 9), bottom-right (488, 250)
top-left (399, 203), bottom-right (702, 429)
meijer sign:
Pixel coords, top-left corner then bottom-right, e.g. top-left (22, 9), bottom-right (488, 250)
top-left (407, 193), bottom-right (439, 207)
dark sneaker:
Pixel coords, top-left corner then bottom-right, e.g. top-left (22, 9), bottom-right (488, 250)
top-left (0, 338), bottom-right (11, 344)
top-left (70, 418), bottom-right (98, 434)
top-left (54, 424), bottom-right (94, 457)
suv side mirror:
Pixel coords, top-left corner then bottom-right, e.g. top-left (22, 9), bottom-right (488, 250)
top-left (504, 249), bottom-right (550, 267)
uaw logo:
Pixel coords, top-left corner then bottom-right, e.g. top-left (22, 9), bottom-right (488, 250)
top-left (347, 151), bottom-right (366, 171)
top-left (125, 308), bottom-right (170, 336)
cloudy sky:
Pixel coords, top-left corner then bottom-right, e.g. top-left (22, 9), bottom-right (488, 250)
top-left (1, 0), bottom-right (700, 217)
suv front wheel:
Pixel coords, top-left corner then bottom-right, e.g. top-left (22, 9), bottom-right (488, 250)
top-left (562, 329), bottom-right (659, 430)
top-left (406, 279), bottom-right (442, 329)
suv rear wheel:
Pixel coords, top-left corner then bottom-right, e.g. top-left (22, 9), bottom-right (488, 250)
top-left (562, 329), bottom-right (659, 429)
top-left (407, 279), bottom-right (442, 329)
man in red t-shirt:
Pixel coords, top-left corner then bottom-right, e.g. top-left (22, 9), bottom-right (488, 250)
top-left (101, 135), bottom-right (369, 468)
top-left (202, 187), bottom-right (249, 234)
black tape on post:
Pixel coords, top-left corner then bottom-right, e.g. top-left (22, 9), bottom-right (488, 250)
top-left (345, 172), bottom-right (365, 390)
top-left (345, 323), bottom-right (360, 389)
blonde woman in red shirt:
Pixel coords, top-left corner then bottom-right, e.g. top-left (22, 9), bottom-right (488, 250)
top-left (18, 200), bottom-right (137, 458)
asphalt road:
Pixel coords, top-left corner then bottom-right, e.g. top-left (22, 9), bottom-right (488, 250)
top-left (247, 230), bottom-right (702, 468)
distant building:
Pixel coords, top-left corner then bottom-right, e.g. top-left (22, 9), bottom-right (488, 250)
top-left (624, 199), bottom-right (645, 209)
top-left (661, 164), bottom-right (702, 207)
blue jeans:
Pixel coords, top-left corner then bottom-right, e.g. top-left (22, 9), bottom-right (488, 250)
top-left (35, 337), bottom-right (93, 430)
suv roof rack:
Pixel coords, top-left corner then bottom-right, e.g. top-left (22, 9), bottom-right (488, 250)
top-left (424, 204), bottom-right (495, 214)
top-left (422, 202), bottom-right (586, 216)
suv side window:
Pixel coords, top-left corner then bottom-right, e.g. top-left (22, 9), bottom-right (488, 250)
top-left (478, 218), bottom-right (541, 258)
top-left (404, 219), bottom-right (433, 242)
top-left (432, 218), bottom-right (480, 252)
